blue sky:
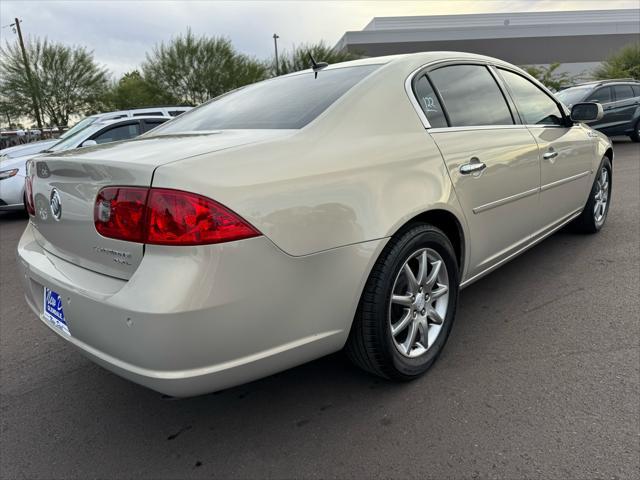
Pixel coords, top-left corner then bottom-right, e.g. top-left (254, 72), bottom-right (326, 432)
top-left (1, 0), bottom-right (637, 78)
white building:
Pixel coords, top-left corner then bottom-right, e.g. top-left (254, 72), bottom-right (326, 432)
top-left (335, 9), bottom-right (640, 77)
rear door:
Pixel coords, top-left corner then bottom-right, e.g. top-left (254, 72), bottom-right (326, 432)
top-left (497, 68), bottom-right (593, 230)
top-left (585, 87), bottom-right (615, 132)
top-left (610, 85), bottom-right (637, 133)
top-left (142, 118), bottom-right (169, 133)
top-left (419, 64), bottom-right (542, 278)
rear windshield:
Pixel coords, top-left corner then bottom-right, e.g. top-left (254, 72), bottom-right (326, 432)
top-left (150, 65), bottom-right (380, 132)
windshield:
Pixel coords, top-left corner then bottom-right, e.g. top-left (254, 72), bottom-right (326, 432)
top-left (151, 65), bottom-right (381, 133)
top-left (58, 115), bottom-right (99, 139)
top-left (47, 124), bottom-right (100, 152)
top-left (555, 86), bottom-right (593, 106)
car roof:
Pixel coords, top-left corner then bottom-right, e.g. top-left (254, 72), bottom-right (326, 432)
top-left (88, 106), bottom-right (191, 120)
top-left (567, 79), bottom-right (640, 89)
top-left (93, 115), bottom-right (171, 127)
top-left (289, 51), bottom-right (520, 75)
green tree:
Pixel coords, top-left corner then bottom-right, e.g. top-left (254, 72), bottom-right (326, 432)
top-left (0, 38), bottom-right (109, 126)
top-left (102, 70), bottom-right (178, 110)
top-left (276, 41), bottom-right (361, 75)
top-left (524, 63), bottom-right (582, 91)
top-left (143, 30), bottom-right (269, 105)
top-left (594, 43), bottom-right (640, 80)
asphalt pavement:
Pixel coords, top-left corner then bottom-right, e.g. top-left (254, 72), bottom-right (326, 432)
top-left (1, 139), bottom-right (638, 479)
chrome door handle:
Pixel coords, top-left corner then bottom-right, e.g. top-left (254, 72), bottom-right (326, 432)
top-left (543, 151), bottom-right (558, 160)
top-left (459, 158), bottom-right (486, 175)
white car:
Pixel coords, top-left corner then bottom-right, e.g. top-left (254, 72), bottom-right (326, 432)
top-left (18, 52), bottom-right (611, 397)
top-left (0, 106), bottom-right (191, 161)
top-left (0, 116), bottom-right (170, 211)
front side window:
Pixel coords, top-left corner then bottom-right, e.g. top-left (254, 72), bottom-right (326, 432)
top-left (587, 87), bottom-right (612, 104)
top-left (93, 123), bottom-right (141, 144)
top-left (151, 65), bottom-right (380, 132)
top-left (498, 69), bottom-right (564, 126)
top-left (414, 75), bottom-right (447, 128)
top-left (613, 85), bottom-right (634, 101)
top-left (428, 65), bottom-right (513, 127)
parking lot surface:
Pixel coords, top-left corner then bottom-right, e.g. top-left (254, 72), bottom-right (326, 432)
top-left (1, 140), bottom-right (638, 479)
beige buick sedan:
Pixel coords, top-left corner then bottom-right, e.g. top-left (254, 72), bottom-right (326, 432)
top-left (18, 52), bottom-right (612, 397)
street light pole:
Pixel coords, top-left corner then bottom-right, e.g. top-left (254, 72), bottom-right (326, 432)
top-left (273, 33), bottom-right (280, 76)
top-left (13, 18), bottom-right (43, 129)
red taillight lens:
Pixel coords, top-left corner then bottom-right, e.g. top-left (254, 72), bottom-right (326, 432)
top-left (24, 176), bottom-right (35, 216)
top-left (146, 189), bottom-right (259, 245)
top-left (94, 187), bottom-right (149, 242)
top-left (94, 187), bottom-right (260, 246)
top-left (24, 160), bottom-right (35, 216)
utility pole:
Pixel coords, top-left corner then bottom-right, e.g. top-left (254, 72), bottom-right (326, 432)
top-left (273, 33), bottom-right (280, 76)
top-left (13, 18), bottom-right (43, 129)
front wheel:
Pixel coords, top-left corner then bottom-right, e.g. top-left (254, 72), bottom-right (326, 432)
top-left (346, 224), bottom-right (459, 380)
top-left (630, 120), bottom-right (640, 142)
top-left (571, 157), bottom-right (612, 233)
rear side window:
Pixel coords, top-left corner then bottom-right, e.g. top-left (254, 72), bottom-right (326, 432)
top-left (152, 65), bottom-right (380, 132)
top-left (93, 123), bottom-right (141, 144)
top-left (428, 65), bottom-right (513, 127)
top-left (613, 85), bottom-right (634, 101)
top-left (168, 110), bottom-right (186, 117)
top-left (633, 85), bottom-right (640, 97)
top-left (587, 87), bottom-right (612, 103)
top-left (498, 69), bottom-right (564, 126)
top-left (414, 75), bottom-right (447, 128)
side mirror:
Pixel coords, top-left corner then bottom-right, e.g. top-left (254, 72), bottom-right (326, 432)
top-left (570, 102), bottom-right (604, 123)
top-left (81, 139), bottom-right (97, 147)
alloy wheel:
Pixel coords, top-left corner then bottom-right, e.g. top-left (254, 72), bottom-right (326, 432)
top-left (388, 248), bottom-right (449, 358)
top-left (593, 166), bottom-right (609, 226)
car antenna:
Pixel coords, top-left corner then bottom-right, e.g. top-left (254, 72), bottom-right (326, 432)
top-left (308, 52), bottom-right (328, 78)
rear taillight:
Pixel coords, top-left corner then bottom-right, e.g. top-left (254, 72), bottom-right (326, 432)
top-left (94, 187), bottom-right (148, 242)
top-left (25, 160), bottom-right (35, 216)
top-left (94, 187), bottom-right (260, 246)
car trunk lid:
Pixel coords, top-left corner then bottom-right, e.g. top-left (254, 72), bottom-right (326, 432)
top-left (29, 130), bottom-right (291, 279)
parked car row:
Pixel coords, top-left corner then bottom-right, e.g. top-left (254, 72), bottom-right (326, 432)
top-left (0, 106), bottom-right (190, 161)
top-left (0, 107), bottom-right (191, 211)
top-left (555, 79), bottom-right (640, 142)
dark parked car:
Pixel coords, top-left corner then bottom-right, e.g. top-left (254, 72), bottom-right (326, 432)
top-left (556, 79), bottom-right (640, 142)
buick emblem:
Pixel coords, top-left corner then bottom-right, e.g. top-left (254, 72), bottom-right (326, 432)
top-left (50, 188), bottom-right (62, 221)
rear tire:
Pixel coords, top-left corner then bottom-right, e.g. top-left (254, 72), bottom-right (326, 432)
top-left (346, 224), bottom-right (459, 381)
top-left (630, 120), bottom-right (640, 142)
top-left (571, 157), bottom-right (612, 234)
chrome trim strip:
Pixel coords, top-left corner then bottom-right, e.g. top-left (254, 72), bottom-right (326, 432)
top-left (540, 170), bottom-right (591, 192)
top-left (472, 187), bottom-right (539, 214)
top-left (460, 208), bottom-right (582, 289)
top-left (404, 66), bottom-right (431, 129)
top-left (429, 125), bottom-right (525, 133)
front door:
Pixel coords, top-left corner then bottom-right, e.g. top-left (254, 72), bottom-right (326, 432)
top-left (496, 68), bottom-right (594, 230)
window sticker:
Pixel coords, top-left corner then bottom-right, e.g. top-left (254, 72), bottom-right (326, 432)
top-left (422, 96), bottom-right (438, 112)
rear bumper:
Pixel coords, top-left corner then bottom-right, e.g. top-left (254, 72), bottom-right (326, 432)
top-left (17, 222), bottom-right (383, 396)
